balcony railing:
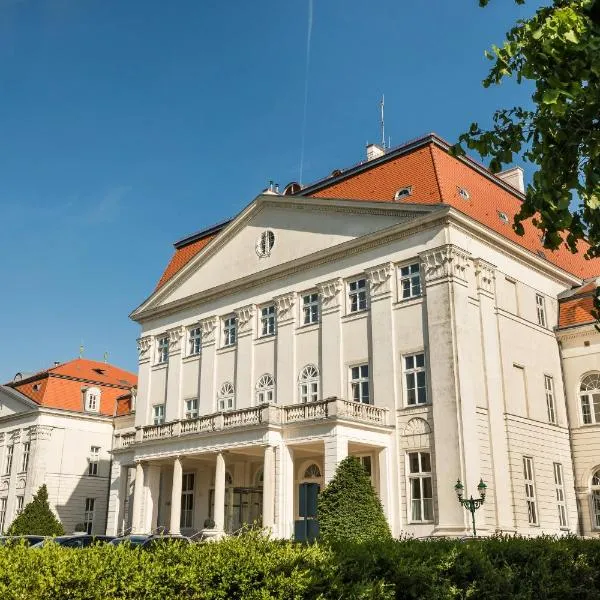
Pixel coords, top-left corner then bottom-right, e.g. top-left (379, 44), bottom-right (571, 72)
top-left (112, 397), bottom-right (388, 449)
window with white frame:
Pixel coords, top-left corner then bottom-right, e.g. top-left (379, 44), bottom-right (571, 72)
top-left (299, 365), bottom-right (320, 403)
top-left (156, 335), bottom-right (169, 363)
top-left (180, 473), bottom-right (195, 529)
top-left (523, 456), bottom-right (538, 525)
top-left (223, 316), bottom-right (237, 347)
top-left (350, 364), bottom-right (370, 404)
top-left (218, 382), bottom-right (235, 411)
top-left (580, 373), bottom-right (600, 425)
top-left (4, 446), bottom-right (13, 475)
top-left (20, 442), bottom-right (30, 473)
top-left (88, 446), bottom-right (100, 476)
top-left (0, 498), bottom-right (6, 533)
top-left (408, 451), bottom-right (433, 522)
top-left (188, 326), bottom-right (202, 356)
top-left (553, 462), bottom-right (567, 528)
top-left (152, 404), bottom-right (165, 425)
top-left (399, 263), bottom-right (421, 300)
top-left (535, 293), bottom-right (547, 327)
top-left (302, 292), bottom-right (320, 325)
top-left (260, 305), bottom-right (276, 337)
top-left (545, 375), bottom-right (556, 424)
top-left (83, 498), bottom-right (95, 534)
top-left (16, 496), bottom-right (24, 515)
top-left (85, 387), bottom-right (101, 412)
top-left (348, 278), bottom-right (368, 312)
top-left (404, 353), bottom-right (427, 405)
top-left (185, 398), bottom-right (199, 419)
top-left (592, 470), bottom-right (600, 528)
top-left (256, 374), bottom-right (275, 404)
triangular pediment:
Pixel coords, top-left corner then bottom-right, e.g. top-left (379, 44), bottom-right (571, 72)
top-left (134, 195), bottom-right (440, 316)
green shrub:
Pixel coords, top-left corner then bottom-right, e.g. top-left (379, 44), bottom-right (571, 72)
top-left (6, 484), bottom-right (64, 536)
top-left (317, 456), bottom-right (391, 544)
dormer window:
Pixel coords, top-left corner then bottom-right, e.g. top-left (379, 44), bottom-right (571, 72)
top-left (84, 387), bottom-right (101, 413)
top-left (457, 187), bottom-right (470, 200)
top-left (394, 186), bottom-right (413, 201)
top-left (497, 211), bottom-right (509, 224)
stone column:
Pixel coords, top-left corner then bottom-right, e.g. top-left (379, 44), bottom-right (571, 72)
top-left (318, 279), bottom-right (343, 399)
top-left (169, 457), bottom-right (183, 535)
top-left (145, 464), bottom-right (161, 533)
top-left (199, 317), bottom-right (218, 413)
top-left (235, 305), bottom-right (255, 407)
top-left (165, 326), bottom-right (184, 421)
top-left (419, 244), bottom-right (479, 535)
top-left (262, 446), bottom-right (275, 530)
top-left (131, 462), bottom-right (145, 533)
top-left (276, 443), bottom-right (294, 538)
top-left (114, 465), bottom-right (129, 535)
top-left (378, 446), bottom-right (396, 535)
top-left (214, 452), bottom-right (226, 532)
top-left (274, 293), bottom-right (296, 404)
top-left (324, 432), bottom-right (348, 484)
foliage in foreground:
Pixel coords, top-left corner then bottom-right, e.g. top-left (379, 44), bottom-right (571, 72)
top-left (1, 532), bottom-right (600, 599)
top-left (317, 456), bottom-right (391, 544)
top-left (453, 0), bottom-right (600, 260)
top-left (6, 484), bottom-right (64, 537)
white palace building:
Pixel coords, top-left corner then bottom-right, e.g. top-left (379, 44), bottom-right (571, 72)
top-left (107, 134), bottom-right (600, 539)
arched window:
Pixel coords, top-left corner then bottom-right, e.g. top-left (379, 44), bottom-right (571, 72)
top-left (256, 374), bottom-right (275, 404)
top-left (218, 382), bottom-right (235, 411)
top-left (580, 373), bottom-right (600, 424)
top-left (299, 365), bottom-right (319, 403)
top-left (303, 463), bottom-right (321, 479)
top-left (592, 469), bottom-right (600, 528)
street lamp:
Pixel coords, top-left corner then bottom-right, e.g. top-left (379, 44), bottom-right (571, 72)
top-left (454, 478), bottom-right (487, 537)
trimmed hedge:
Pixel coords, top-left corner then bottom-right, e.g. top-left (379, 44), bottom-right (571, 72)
top-left (7, 484), bottom-right (64, 536)
top-left (1, 533), bottom-right (600, 599)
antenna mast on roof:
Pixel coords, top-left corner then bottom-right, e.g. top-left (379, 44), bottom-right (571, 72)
top-left (380, 95), bottom-right (385, 149)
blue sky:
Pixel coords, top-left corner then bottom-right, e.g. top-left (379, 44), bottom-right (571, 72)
top-left (0, 0), bottom-right (539, 382)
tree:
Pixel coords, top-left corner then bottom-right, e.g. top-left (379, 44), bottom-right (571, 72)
top-left (453, 0), bottom-right (600, 258)
top-left (7, 484), bottom-right (64, 536)
top-left (317, 456), bottom-right (391, 544)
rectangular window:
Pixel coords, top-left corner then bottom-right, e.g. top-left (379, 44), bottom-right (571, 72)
top-left (348, 279), bottom-right (368, 313)
top-left (4, 446), bottom-right (13, 475)
top-left (180, 473), bottom-right (195, 529)
top-left (15, 496), bottom-right (24, 515)
top-left (536, 293), bottom-right (547, 327)
top-left (188, 327), bottom-right (202, 356)
top-left (404, 353), bottom-right (427, 405)
top-left (399, 263), bottom-right (421, 300)
top-left (553, 462), bottom-right (568, 528)
top-left (545, 375), bottom-right (556, 424)
top-left (83, 498), bottom-right (95, 534)
top-left (350, 364), bottom-right (370, 404)
top-left (260, 305), bottom-right (276, 337)
top-left (0, 498), bottom-right (6, 533)
top-left (223, 316), bottom-right (237, 347)
top-left (581, 390), bottom-right (600, 425)
top-left (20, 442), bottom-right (30, 473)
top-left (357, 455), bottom-right (373, 483)
top-left (88, 446), bottom-right (100, 476)
top-left (157, 336), bottom-right (169, 363)
top-left (408, 451), bottom-right (433, 522)
top-left (185, 398), bottom-right (199, 420)
top-left (302, 293), bottom-right (320, 325)
top-left (523, 456), bottom-right (538, 525)
top-left (153, 404), bottom-right (165, 425)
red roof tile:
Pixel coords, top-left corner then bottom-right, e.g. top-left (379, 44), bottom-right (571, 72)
top-left (558, 295), bottom-right (596, 328)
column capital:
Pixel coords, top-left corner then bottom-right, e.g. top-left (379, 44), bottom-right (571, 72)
top-left (318, 278), bottom-right (343, 311)
top-left (235, 304), bottom-right (255, 335)
top-left (168, 326), bottom-right (185, 354)
top-left (274, 292), bottom-right (296, 324)
top-left (473, 258), bottom-right (496, 297)
top-left (366, 262), bottom-right (394, 298)
top-left (137, 336), bottom-right (152, 363)
top-left (199, 316), bottom-right (218, 346)
top-left (419, 244), bottom-right (471, 284)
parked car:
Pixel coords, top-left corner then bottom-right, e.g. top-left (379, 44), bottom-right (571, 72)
top-left (31, 535), bottom-right (115, 548)
top-left (140, 534), bottom-right (191, 550)
top-left (109, 535), bottom-right (150, 547)
top-left (0, 535), bottom-right (47, 546)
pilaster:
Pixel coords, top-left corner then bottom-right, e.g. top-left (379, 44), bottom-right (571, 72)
top-left (199, 317), bottom-right (217, 414)
top-left (318, 278), bottom-right (343, 399)
top-left (275, 293), bottom-right (296, 404)
top-left (135, 337), bottom-right (152, 428)
top-left (165, 326), bottom-right (184, 422)
top-left (235, 304), bottom-right (255, 408)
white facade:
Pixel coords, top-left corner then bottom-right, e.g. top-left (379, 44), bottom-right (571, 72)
top-left (108, 193), bottom-right (585, 539)
top-left (0, 386), bottom-right (113, 534)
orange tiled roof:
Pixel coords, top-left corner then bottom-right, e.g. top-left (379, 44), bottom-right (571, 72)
top-left (558, 280), bottom-right (598, 329)
top-left (6, 358), bottom-right (137, 417)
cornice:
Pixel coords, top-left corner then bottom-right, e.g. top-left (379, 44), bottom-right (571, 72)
top-left (556, 323), bottom-right (599, 342)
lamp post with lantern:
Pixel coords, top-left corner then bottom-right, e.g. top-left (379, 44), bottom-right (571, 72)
top-left (454, 478), bottom-right (487, 537)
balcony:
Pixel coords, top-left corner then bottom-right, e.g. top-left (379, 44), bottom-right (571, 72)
top-left (113, 398), bottom-right (389, 450)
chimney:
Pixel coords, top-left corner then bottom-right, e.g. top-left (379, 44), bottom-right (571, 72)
top-left (366, 143), bottom-right (386, 162)
top-left (496, 166), bottom-right (525, 194)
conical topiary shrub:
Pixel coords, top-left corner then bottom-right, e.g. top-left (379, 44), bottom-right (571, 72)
top-left (6, 484), bottom-right (64, 536)
top-left (317, 456), bottom-right (391, 544)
